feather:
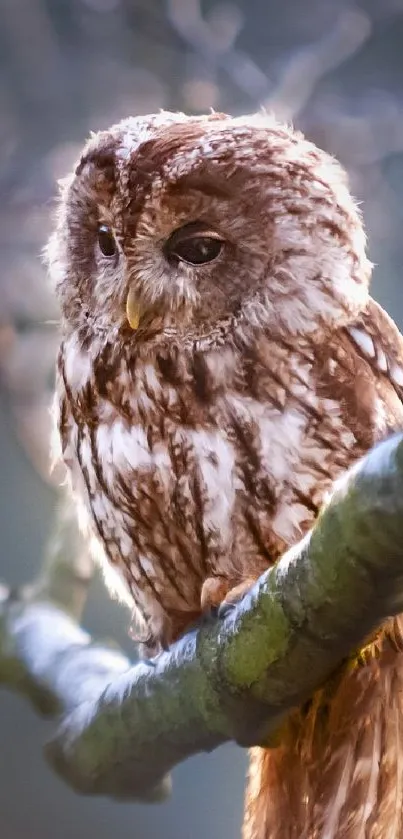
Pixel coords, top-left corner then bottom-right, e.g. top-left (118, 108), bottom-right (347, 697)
top-left (243, 619), bottom-right (403, 839)
top-left (320, 744), bottom-right (354, 839)
top-left (369, 618), bottom-right (403, 839)
top-left (350, 694), bottom-right (381, 838)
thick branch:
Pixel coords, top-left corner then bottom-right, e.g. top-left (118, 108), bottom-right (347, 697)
top-left (1, 434), bottom-right (403, 801)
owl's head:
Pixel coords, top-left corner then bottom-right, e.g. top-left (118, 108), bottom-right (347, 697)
top-left (47, 111), bottom-right (371, 349)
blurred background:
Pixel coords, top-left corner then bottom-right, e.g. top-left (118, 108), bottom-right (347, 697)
top-left (1, 1), bottom-right (403, 837)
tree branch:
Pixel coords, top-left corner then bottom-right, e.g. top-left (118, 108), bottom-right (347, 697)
top-left (1, 434), bottom-right (403, 802)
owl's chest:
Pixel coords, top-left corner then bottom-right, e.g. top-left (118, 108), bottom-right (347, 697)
top-left (58, 341), bottom-right (373, 643)
top-left (65, 349), bottom-right (360, 569)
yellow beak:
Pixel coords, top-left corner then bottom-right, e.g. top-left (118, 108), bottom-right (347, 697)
top-left (126, 287), bottom-right (142, 330)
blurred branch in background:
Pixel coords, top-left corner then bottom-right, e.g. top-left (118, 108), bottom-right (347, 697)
top-left (1, 434), bottom-right (403, 802)
top-left (262, 7), bottom-right (372, 121)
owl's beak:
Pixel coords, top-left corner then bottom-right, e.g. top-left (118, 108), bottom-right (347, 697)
top-left (126, 286), bottom-right (142, 330)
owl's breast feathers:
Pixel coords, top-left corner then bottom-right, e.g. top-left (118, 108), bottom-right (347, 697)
top-left (55, 297), bottom-right (403, 652)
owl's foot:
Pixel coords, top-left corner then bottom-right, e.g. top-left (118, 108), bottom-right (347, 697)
top-left (200, 576), bottom-right (257, 619)
top-left (223, 577), bottom-right (258, 603)
top-left (200, 576), bottom-right (232, 611)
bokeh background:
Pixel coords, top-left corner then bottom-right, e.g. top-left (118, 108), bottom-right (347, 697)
top-left (1, 1), bottom-right (403, 837)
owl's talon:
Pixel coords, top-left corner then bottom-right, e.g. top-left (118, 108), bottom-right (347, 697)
top-left (221, 578), bottom-right (257, 606)
top-left (217, 579), bottom-right (258, 621)
top-left (217, 600), bottom-right (236, 620)
top-left (200, 576), bottom-right (231, 612)
top-left (201, 576), bottom-right (257, 622)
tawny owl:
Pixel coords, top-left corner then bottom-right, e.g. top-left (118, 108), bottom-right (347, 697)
top-left (48, 111), bottom-right (403, 839)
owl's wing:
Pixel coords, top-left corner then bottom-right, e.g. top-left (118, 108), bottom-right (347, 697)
top-left (346, 296), bottom-right (403, 410)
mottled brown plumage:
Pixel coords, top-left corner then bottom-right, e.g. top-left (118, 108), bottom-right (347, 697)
top-left (48, 111), bottom-right (403, 838)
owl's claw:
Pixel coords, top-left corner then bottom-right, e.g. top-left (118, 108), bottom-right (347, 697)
top-left (201, 576), bottom-right (257, 621)
top-left (217, 600), bottom-right (236, 620)
top-left (221, 578), bottom-right (257, 605)
top-left (200, 576), bottom-right (231, 611)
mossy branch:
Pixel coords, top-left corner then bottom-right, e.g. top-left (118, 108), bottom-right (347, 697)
top-left (1, 434), bottom-right (403, 802)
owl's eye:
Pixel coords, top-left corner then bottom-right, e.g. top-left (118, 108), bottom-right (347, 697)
top-left (165, 224), bottom-right (224, 266)
top-left (98, 224), bottom-right (117, 258)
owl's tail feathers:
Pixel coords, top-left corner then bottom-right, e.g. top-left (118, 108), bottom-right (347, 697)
top-left (243, 616), bottom-right (403, 839)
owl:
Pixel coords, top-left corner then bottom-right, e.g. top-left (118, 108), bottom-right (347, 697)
top-left (48, 111), bottom-right (403, 838)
